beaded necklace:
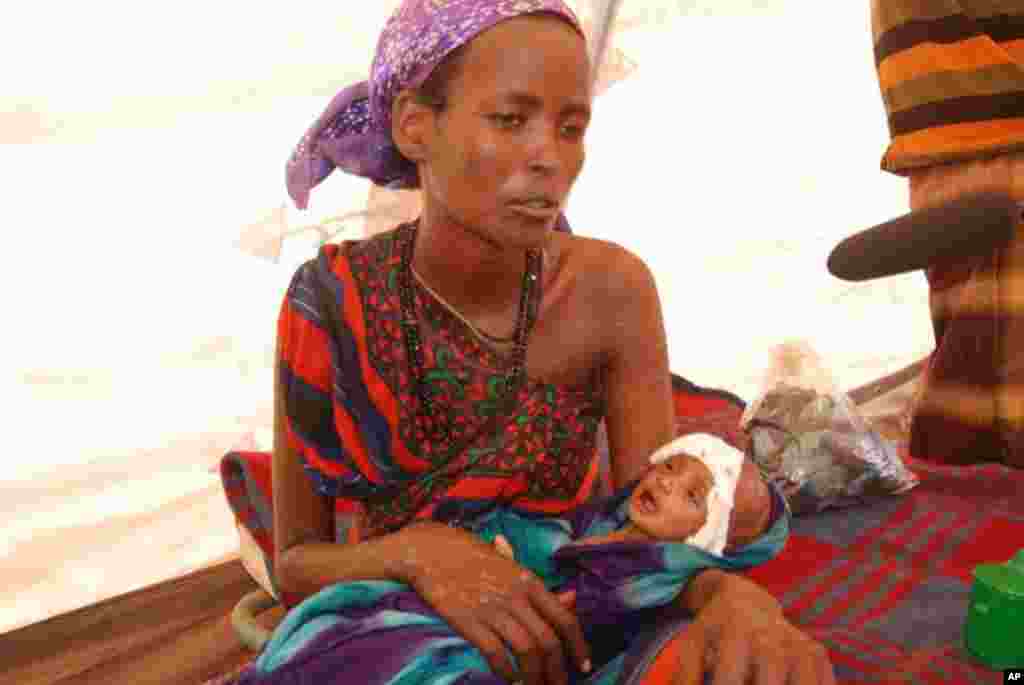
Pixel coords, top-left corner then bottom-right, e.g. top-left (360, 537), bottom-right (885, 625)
top-left (411, 264), bottom-right (518, 346)
top-left (395, 222), bottom-right (542, 443)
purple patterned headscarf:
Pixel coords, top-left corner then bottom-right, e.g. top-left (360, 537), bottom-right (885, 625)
top-left (286, 0), bottom-right (585, 210)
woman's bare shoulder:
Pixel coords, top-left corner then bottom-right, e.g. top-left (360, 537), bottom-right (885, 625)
top-left (554, 233), bottom-right (658, 300)
top-left (554, 233), bottom-right (653, 281)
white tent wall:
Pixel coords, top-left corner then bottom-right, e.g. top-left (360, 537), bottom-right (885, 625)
top-left (571, 3), bottom-right (933, 401)
top-left (2, 0), bottom-right (931, 634)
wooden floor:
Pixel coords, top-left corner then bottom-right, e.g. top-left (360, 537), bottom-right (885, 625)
top-left (0, 557), bottom-right (284, 685)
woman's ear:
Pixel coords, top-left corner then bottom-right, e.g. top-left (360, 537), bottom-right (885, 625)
top-left (391, 91), bottom-right (435, 164)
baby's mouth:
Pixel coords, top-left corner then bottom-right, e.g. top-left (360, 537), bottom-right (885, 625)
top-left (635, 488), bottom-right (657, 514)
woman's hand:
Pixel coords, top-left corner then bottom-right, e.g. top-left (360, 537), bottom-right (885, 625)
top-left (400, 523), bottom-right (591, 685)
top-left (674, 571), bottom-right (835, 685)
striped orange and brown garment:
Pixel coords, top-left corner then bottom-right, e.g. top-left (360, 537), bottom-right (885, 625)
top-left (908, 153), bottom-right (1024, 467)
top-left (872, 0), bottom-right (1024, 175)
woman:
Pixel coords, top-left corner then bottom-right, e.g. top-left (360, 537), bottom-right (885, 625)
top-left (272, 1), bottom-right (834, 683)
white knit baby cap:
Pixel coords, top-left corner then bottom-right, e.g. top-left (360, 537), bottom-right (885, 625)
top-left (648, 433), bottom-right (745, 555)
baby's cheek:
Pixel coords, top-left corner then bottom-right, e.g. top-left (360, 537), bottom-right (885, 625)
top-left (665, 506), bottom-right (705, 541)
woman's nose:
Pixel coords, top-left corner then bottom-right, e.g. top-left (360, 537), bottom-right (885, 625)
top-left (527, 129), bottom-right (563, 175)
top-left (527, 152), bottom-right (558, 175)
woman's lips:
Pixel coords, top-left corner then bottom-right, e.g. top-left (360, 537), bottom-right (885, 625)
top-left (508, 201), bottom-right (559, 220)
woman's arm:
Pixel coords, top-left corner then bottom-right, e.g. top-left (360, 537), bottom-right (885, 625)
top-left (270, 270), bottom-right (443, 597)
top-left (600, 244), bottom-right (675, 489)
top-left (272, 357), bottom-right (426, 595)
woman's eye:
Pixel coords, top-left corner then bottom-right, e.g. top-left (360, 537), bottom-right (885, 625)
top-left (561, 123), bottom-right (586, 139)
top-left (491, 113), bottom-right (524, 129)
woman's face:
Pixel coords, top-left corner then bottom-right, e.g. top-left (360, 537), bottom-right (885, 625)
top-left (417, 15), bottom-right (592, 249)
top-left (628, 454), bottom-right (714, 542)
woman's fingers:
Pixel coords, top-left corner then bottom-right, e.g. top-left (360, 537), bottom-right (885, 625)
top-left (506, 598), bottom-right (574, 685)
top-left (670, 624), bottom-right (705, 685)
top-left (750, 641), bottom-right (789, 685)
top-left (803, 643), bottom-right (836, 685)
top-left (556, 590), bottom-right (576, 608)
top-left (788, 652), bottom-right (820, 685)
top-left (528, 584), bottom-right (592, 674)
top-left (456, 615), bottom-right (520, 683)
top-left (679, 571), bottom-right (835, 684)
top-left (709, 633), bottom-right (753, 685)
top-left (482, 607), bottom-right (550, 685)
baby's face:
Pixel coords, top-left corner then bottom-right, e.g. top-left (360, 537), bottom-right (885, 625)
top-left (628, 453), bottom-right (714, 542)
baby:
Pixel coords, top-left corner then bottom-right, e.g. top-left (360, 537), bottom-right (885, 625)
top-left (496, 432), bottom-right (771, 559)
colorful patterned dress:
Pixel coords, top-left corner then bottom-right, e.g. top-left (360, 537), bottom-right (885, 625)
top-left (277, 227), bottom-right (610, 542)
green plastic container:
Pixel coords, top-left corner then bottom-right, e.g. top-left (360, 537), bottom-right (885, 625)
top-left (964, 549), bottom-right (1024, 670)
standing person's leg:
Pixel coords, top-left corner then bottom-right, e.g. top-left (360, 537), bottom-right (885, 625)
top-left (870, 0), bottom-right (1024, 466)
top-left (999, 157), bottom-right (1024, 467)
top-left (907, 154), bottom-right (1024, 467)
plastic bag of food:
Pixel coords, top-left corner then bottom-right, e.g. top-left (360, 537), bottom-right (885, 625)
top-left (740, 341), bottom-right (918, 515)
